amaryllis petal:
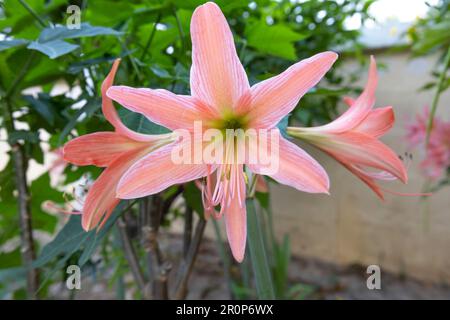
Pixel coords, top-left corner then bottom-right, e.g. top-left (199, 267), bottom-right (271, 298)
top-left (190, 2), bottom-right (249, 113)
top-left (82, 148), bottom-right (148, 231)
top-left (354, 106), bottom-right (394, 138)
top-left (247, 51), bottom-right (338, 129)
top-left (107, 86), bottom-right (216, 131)
top-left (63, 132), bottom-right (149, 167)
top-left (101, 59), bottom-right (158, 142)
top-left (248, 132), bottom-right (330, 193)
top-left (308, 131), bottom-right (407, 183)
top-left (224, 165), bottom-right (247, 262)
top-left (302, 56), bottom-right (378, 134)
top-left (116, 140), bottom-right (210, 199)
top-left (331, 153), bottom-right (385, 200)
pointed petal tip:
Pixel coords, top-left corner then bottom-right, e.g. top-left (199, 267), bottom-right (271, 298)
top-left (232, 250), bottom-right (245, 263)
top-left (368, 55), bottom-right (378, 80)
top-left (192, 1), bottom-right (222, 21)
top-left (81, 218), bottom-right (93, 232)
top-left (313, 51), bottom-right (338, 66)
top-left (196, 1), bottom-right (220, 11)
top-left (325, 50), bottom-right (339, 61)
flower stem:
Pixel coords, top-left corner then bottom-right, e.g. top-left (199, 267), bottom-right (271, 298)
top-left (246, 198), bottom-right (275, 299)
top-left (140, 14), bottom-right (161, 61)
top-left (426, 45), bottom-right (450, 146)
top-left (18, 0), bottom-right (47, 28)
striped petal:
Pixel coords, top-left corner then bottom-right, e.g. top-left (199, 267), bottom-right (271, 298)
top-left (190, 2), bottom-right (249, 114)
top-left (247, 51), bottom-right (337, 129)
top-left (116, 139), bottom-right (209, 199)
top-left (247, 131), bottom-right (330, 194)
top-left (224, 165), bottom-right (247, 262)
top-left (354, 106), bottom-right (394, 138)
top-left (302, 56), bottom-right (378, 134)
top-left (107, 86), bottom-right (216, 131)
top-left (63, 132), bottom-right (149, 167)
top-left (309, 131), bottom-right (407, 183)
top-left (101, 59), bottom-right (158, 142)
top-left (82, 148), bottom-right (148, 231)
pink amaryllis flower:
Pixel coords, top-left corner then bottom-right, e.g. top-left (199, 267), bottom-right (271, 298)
top-left (106, 2), bottom-right (336, 261)
top-left (287, 57), bottom-right (408, 199)
top-left (406, 107), bottom-right (450, 179)
top-left (63, 59), bottom-right (174, 230)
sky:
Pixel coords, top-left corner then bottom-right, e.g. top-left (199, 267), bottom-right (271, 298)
top-left (345, 0), bottom-right (439, 30)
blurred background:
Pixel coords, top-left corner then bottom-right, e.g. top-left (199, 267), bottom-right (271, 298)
top-left (0, 0), bottom-right (449, 299)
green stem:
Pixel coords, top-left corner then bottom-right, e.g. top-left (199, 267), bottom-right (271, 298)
top-left (246, 198), bottom-right (275, 299)
top-left (140, 14), bottom-right (161, 61)
top-left (212, 219), bottom-right (234, 299)
top-left (172, 6), bottom-right (186, 53)
top-left (426, 45), bottom-right (450, 145)
top-left (18, 0), bottom-right (47, 28)
top-left (5, 52), bottom-right (36, 98)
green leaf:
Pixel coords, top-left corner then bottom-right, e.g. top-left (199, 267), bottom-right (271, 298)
top-left (183, 181), bottom-right (204, 216)
top-left (412, 20), bottom-right (450, 55)
top-left (26, 23), bottom-right (121, 59)
top-left (29, 174), bottom-right (60, 233)
top-left (273, 235), bottom-right (291, 298)
top-left (245, 20), bottom-right (308, 60)
top-left (34, 203), bottom-right (123, 269)
top-left (276, 115), bottom-right (290, 139)
top-left (246, 198), bottom-right (275, 299)
top-left (38, 23), bottom-right (122, 42)
top-left (0, 39), bottom-right (29, 52)
top-left (85, 1), bottom-right (134, 26)
top-left (8, 130), bottom-right (40, 144)
top-left (118, 108), bottom-right (170, 134)
top-left (23, 94), bottom-right (55, 125)
top-left (27, 39), bottom-right (79, 59)
top-left (59, 98), bottom-right (101, 145)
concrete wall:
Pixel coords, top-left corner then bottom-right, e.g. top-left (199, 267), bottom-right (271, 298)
top-left (270, 51), bottom-right (450, 284)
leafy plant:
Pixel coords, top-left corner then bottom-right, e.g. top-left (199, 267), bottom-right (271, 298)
top-left (0, 0), bottom-right (373, 299)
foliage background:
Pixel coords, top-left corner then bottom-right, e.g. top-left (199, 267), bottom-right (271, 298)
top-left (0, 0), bottom-right (376, 299)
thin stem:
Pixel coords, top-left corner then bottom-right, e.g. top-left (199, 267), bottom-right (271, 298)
top-left (174, 217), bottom-right (207, 299)
top-left (5, 52), bottom-right (36, 98)
top-left (172, 6), bottom-right (186, 53)
top-left (426, 45), bottom-right (450, 145)
top-left (117, 217), bottom-right (147, 295)
top-left (183, 206), bottom-right (193, 258)
top-left (120, 39), bottom-right (143, 83)
top-left (212, 219), bottom-right (234, 299)
top-left (142, 195), bottom-right (167, 299)
top-left (122, 199), bottom-right (139, 215)
top-left (140, 14), bottom-right (161, 61)
top-left (18, 0), bottom-right (47, 28)
top-left (160, 185), bottom-right (184, 223)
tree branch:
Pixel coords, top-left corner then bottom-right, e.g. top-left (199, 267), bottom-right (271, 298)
top-left (117, 216), bottom-right (147, 296)
top-left (183, 206), bottom-right (193, 258)
top-left (2, 97), bottom-right (38, 299)
top-left (13, 143), bottom-right (39, 299)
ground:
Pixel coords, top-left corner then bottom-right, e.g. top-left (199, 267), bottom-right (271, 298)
top-left (54, 234), bottom-right (450, 300)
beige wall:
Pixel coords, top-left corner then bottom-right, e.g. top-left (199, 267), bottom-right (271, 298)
top-left (270, 51), bottom-right (450, 284)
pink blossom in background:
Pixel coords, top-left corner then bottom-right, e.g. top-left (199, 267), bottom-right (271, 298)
top-left (406, 107), bottom-right (450, 180)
